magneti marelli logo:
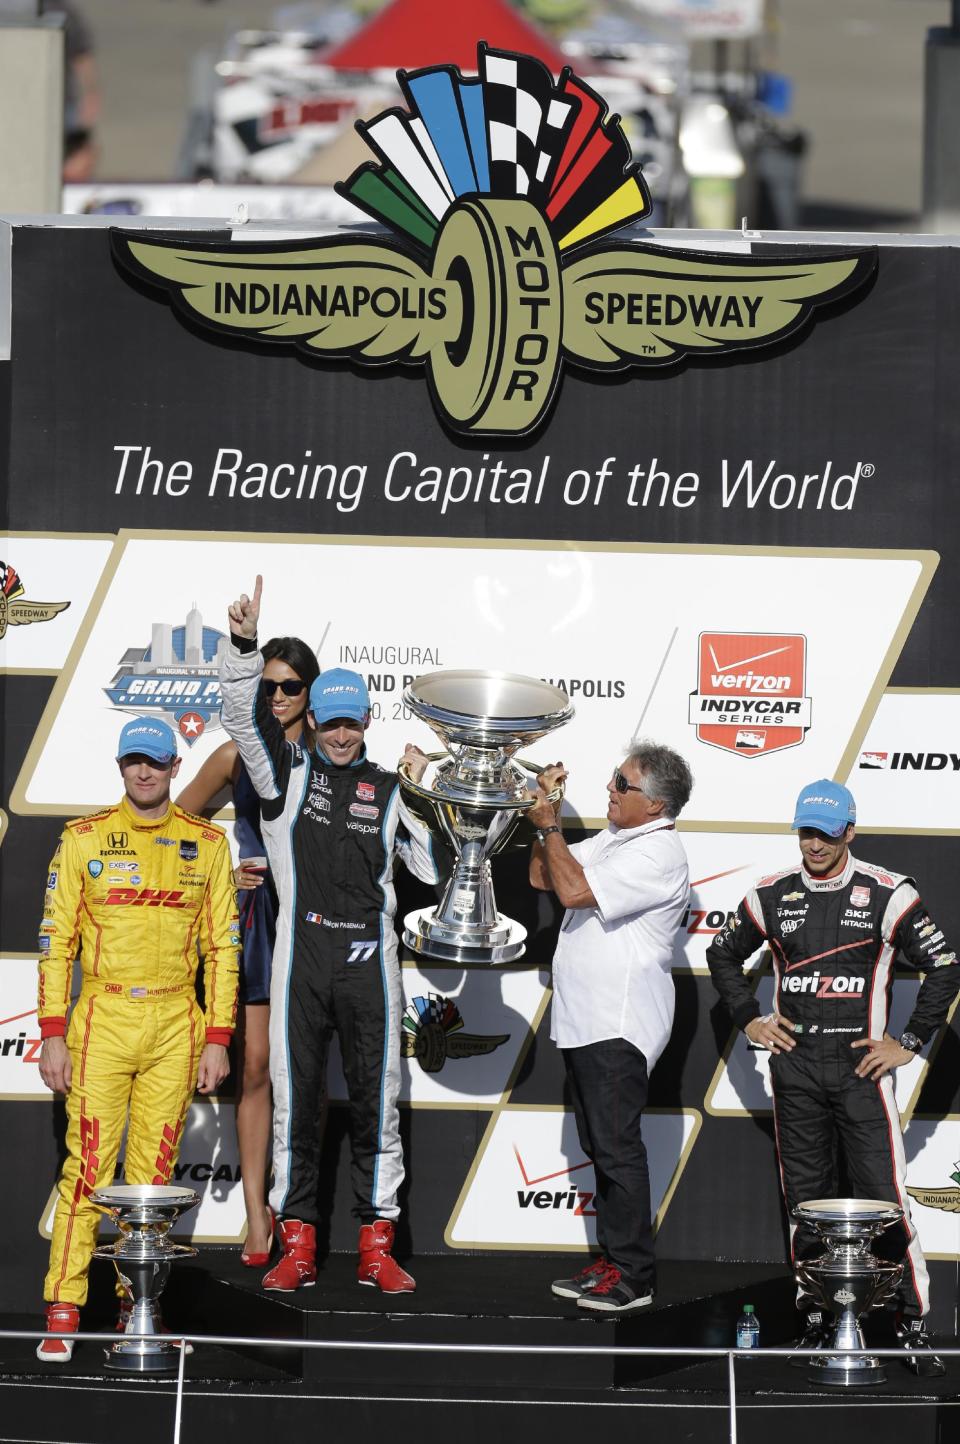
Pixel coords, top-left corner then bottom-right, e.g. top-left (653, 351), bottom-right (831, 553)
top-left (114, 45), bottom-right (876, 437)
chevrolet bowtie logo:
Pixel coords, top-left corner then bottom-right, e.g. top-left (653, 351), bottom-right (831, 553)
top-left (113, 45), bottom-right (876, 439)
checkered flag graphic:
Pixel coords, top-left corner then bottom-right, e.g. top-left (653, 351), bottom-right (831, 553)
top-left (481, 48), bottom-right (577, 202)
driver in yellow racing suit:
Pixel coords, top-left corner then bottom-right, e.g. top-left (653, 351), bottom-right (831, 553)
top-left (36, 716), bottom-right (239, 1362)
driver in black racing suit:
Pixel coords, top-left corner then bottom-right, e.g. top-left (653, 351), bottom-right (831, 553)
top-left (707, 779), bottom-right (959, 1377)
top-left (220, 576), bottom-right (441, 1295)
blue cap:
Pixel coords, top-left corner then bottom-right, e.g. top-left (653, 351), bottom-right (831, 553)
top-left (116, 716), bottom-right (178, 765)
top-left (309, 668), bottom-right (370, 725)
top-left (792, 779), bottom-right (856, 837)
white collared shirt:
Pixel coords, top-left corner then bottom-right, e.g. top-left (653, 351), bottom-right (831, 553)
top-left (549, 817), bottom-right (690, 1067)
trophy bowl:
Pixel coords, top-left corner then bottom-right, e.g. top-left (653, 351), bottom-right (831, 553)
top-left (793, 1197), bottom-right (904, 1386)
top-left (399, 669), bottom-right (573, 963)
top-left (92, 1184), bottom-right (199, 1373)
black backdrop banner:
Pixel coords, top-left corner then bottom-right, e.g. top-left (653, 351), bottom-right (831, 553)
top-left (1, 217), bottom-right (958, 1319)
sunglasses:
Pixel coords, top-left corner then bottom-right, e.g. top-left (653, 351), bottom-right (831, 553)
top-left (261, 678), bottom-right (306, 698)
top-left (613, 768), bottom-right (650, 797)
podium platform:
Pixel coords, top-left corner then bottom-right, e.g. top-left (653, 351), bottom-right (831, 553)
top-left (1, 1253), bottom-right (955, 1444)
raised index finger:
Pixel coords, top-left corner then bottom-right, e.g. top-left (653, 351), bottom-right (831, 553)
top-left (252, 574), bottom-right (263, 607)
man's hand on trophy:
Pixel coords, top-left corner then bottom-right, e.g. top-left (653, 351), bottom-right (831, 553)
top-left (526, 767), bottom-right (565, 828)
top-left (227, 574), bottom-right (262, 639)
top-left (402, 743), bottom-right (429, 784)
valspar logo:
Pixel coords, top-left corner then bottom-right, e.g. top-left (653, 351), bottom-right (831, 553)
top-left (689, 631), bottom-right (812, 758)
top-left (112, 45), bottom-right (875, 439)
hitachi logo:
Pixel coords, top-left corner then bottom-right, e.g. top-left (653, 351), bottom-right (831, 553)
top-left (709, 671), bottom-right (791, 693)
top-left (782, 973), bottom-right (866, 997)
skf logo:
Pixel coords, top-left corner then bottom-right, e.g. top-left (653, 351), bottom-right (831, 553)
top-left (513, 1145), bottom-right (595, 1215)
top-left (907, 1162), bottom-right (960, 1214)
top-left (112, 46), bottom-right (874, 439)
top-left (103, 887), bottom-right (188, 908)
top-left (689, 632), bottom-right (812, 759)
top-left (400, 994), bottom-right (508, 1073)
top-left (0, 559), bottom-right (69, 639)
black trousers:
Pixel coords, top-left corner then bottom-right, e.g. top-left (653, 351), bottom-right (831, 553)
top-left (770, 1046), bottom-right (928, 1317)
top-left (563, 1038), bottom-right (654, 1288)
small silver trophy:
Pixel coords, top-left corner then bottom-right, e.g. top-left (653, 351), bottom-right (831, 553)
top-left (92, 1183), bottom-right (200, 1373)
top-left (399, 669), bottom-right (573, 963)
top-left (794, 1197), bottom-right (904, 1386)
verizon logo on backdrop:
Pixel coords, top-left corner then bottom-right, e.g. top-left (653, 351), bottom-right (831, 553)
top-left (689, 631), bottom-right (812, 758)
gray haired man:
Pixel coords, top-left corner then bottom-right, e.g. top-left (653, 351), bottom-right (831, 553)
top-left (528, 742), bottom-right (693, 1313)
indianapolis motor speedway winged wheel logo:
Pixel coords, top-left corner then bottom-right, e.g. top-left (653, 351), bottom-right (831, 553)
top-left (0, 561), bottom-right (69, 640)
top-left (113, 45), bottom-right (877, 438)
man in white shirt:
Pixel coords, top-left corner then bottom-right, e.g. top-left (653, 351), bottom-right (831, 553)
top-left (528, 741), bottom-right (693, 1314)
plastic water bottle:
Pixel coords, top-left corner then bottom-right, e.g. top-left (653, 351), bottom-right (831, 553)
top-left (736, 1303), bottom-right (760, 1349)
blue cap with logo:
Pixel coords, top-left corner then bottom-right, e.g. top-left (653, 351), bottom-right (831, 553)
top-left (792, 779), bottom-right (856, 838)
top-left (309, 668), bottom-right (370, 725)
top-left (116, 716), bottom-right (178, 765)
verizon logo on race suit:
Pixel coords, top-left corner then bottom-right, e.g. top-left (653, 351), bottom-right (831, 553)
top-left (688, 631), bottom-right (811, 758)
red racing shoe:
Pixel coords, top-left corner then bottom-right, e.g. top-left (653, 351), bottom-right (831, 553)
top-left (263, 1219), bottom-right (317, 1291)
top-left (357, 1220), bottom-right (416, 1293)
top-left (37, 1302), bottom-right (80, 1363)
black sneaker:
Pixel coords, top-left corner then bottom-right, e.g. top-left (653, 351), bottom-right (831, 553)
top-left (577, 1267), bottom-right (655, 1314)
top-left (788, 1309), bottom-right (830, 1367)
top-left (895, 1318), bottom-right (945, 1378)
top-left (551, 1258), bottom-right (615, 1300)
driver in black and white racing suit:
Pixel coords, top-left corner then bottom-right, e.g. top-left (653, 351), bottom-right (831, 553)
top-left (220, 576), bottom-right (441, 1295)
top-left (707, 779), bottom-right (959, 1376)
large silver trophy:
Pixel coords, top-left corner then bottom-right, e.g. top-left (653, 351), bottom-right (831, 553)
top-left (399, 670), bottom-right (573, 963)
top-left (92, 1184), bottom-right (199, 1373)
top-left (793, 1197), bottom-right (904, 1386)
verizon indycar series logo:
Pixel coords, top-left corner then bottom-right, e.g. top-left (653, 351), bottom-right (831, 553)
top-left (689, 632), bottom-right (812, 758)
top-left (400, 994), bottom-right (508, 1074)
top-left (104, 604), bottom-right (228, 745)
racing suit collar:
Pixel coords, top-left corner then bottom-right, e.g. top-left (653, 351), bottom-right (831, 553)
top-left (118, 794), bottom-right (175, 830)
top-left (801, 851), bottom-right (855, 892)
top-left (315, 742), bottom-right (368, 770)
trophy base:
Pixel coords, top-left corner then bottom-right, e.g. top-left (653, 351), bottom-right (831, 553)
top-left (402, 907), bottom-right (527, 964)
top-left (103, 1341), bottom-right (183, 1374)
top-left (807, 1352), bottom-right (886, 1387)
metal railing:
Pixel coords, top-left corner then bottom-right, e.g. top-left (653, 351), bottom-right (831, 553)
top-left (4, 1329), bottom-right (958, 1444)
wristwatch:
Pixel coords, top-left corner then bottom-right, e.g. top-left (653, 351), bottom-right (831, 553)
top-left (898, 1031), bottom-right (923, 1054)
top-left (536, 825), bottom-right (561, 843)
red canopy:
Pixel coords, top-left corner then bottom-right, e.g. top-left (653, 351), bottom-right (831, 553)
top-left (322, 0), bottom-right (569, 74)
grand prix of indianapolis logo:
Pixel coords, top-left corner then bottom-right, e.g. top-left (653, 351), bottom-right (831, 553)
top-left (112, 45), bottom-right (876, 438)
top-left (0, 560), bottom-right (69, 639)
top-left (689, 631), bottom-right (811, 758)
top-left (104, 603), bottom-right (227, 745)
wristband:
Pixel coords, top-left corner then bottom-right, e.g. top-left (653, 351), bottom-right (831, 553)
top-left (537, 825), bottom-right (561, 843)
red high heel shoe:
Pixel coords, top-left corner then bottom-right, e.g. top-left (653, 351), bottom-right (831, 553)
top-left (240, 1206), bottom-right (275, 1267)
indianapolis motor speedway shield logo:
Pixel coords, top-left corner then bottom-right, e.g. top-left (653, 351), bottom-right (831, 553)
top-left (113, 45), bottom-right (876, 438)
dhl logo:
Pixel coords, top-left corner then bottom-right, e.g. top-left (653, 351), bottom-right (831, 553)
top-left (104, 887), bottom-right (188, 908)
